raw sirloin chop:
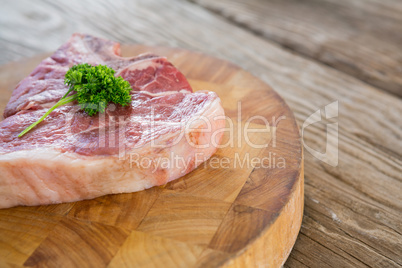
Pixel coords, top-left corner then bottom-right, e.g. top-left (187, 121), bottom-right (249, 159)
top-left (0, 34), bottom-right (225, 209)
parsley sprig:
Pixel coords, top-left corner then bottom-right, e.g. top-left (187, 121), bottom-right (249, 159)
top-left (18, 63), bottom-right (132, 137)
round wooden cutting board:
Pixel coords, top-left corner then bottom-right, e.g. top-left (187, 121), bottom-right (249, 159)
top-left (0, 46), bottom-right (303, 268)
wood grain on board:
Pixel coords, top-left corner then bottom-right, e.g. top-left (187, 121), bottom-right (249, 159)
top-left (0, 0), bottom-right (401, 267)
top-left (0, 46), bottom-right (303, 267)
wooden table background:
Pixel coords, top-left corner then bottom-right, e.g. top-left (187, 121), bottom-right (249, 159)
top-left (0, 0), bottom-right (401, 267)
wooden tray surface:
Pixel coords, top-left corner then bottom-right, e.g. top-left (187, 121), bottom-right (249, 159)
top-left (0, 45), bottom-right (303, 268)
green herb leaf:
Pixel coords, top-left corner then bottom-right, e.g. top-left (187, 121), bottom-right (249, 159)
top-left (18, 63), bottom-right (132, 137)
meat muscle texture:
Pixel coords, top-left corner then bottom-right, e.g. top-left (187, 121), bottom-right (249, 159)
top-left (0, 34), bottom-right (225, 208)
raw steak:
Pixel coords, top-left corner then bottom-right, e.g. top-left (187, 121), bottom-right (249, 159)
top-left (0, 34), bottom-right (225, 209)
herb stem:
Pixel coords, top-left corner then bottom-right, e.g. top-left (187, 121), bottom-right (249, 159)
top-left (18, 94), bottom-right (77, 138)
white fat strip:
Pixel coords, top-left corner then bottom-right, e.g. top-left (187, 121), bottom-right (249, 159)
top-left (115, 56), bottom-right (166, 76)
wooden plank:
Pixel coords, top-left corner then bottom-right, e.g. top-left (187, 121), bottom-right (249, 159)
top-left (0, 209), bottom-right (61, 266)
top-left (190, 0), bottom-right (402, 97)
top-left (108, 231), bottom-right (204, 268)
top-left (136, 191), bottom-right (233, 247)
top-left (0, 0), bottom-right (401, 266)
top-left (24, 218), bottom-right (130, 267)
top-left (67, 188), bottom-right (161, 230)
